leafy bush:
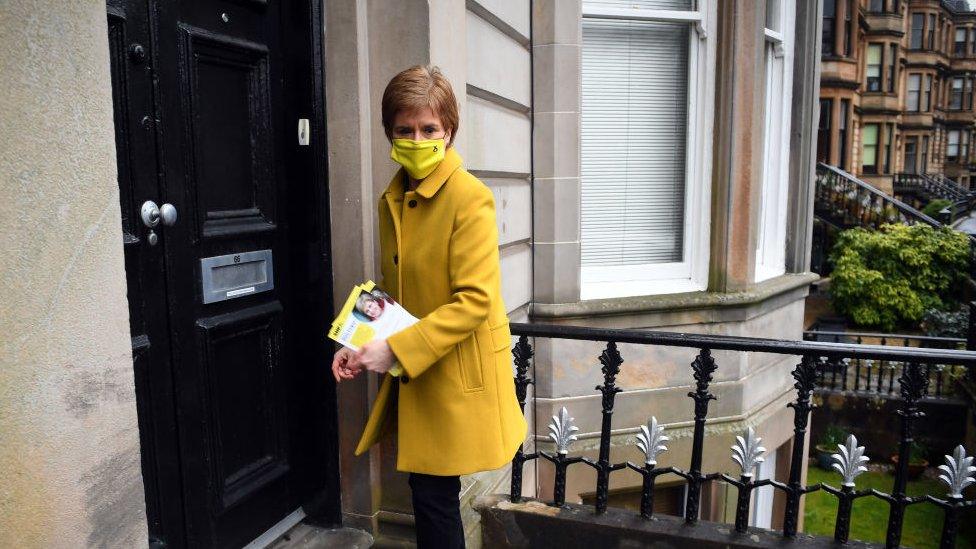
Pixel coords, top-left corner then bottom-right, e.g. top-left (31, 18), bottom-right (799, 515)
top-left (908, 440), bottom-right (929, 465)
top-left (828, 224), bottom-right (970, 331)
top-left (816, 425), bottom-right (847, 451)
top-left (921, 199), bottom-right (952, 220)
top-left (921, 307), bottom-right (970, 338)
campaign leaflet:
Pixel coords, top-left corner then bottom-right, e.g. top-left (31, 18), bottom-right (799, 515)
top-left (328, 280), bottom-right (416, 376)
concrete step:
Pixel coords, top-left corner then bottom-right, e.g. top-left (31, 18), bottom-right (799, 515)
top-left (268, 523), bottom-right (373, 548)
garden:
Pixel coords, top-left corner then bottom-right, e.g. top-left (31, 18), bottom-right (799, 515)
top-left (803, 223), bottom-right (976, 546)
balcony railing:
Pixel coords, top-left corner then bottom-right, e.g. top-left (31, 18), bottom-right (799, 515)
top-left (804, 330), bottom-right (968, 399)
top-left (507, 322), bottom-right (976, 548)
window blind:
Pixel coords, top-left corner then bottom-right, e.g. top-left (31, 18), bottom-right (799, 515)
top-left (862, 124), bottom-right (879, 169)
top-left (907, 74), bottom-right (920, 111)
top-left (580, 18), bottom-right (689, 267)
top-left (866, 44), bottom-right (881, 91)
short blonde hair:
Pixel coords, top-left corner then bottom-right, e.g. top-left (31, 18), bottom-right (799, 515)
top-left (355, 293), bottom-right (383, 319)
top-left (381, 65), bottom-right (460, 144)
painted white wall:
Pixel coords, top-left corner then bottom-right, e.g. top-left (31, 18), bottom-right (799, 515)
top-left (465, 0), bottom-right (533, 317)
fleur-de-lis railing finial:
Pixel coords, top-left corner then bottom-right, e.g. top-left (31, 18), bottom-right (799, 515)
top-left (635, 417), bottom-right (669, 467)
top-left (548, 407), bottom-right (579, 455)
top-left (832, 434), bottom-right (869, 488)
top-left (939, 445), bottom-right (976, 499)
top-left (731, 426), bottom-right (766, 478)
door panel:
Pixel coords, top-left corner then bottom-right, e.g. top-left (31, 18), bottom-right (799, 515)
top-left (178, 25), bottom-right (278, 239)
top-left (195, 301), bottom-right (288, 513)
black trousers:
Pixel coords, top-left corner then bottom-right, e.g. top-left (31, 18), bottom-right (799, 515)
top-left (408, 472), bottom-right (465, 549)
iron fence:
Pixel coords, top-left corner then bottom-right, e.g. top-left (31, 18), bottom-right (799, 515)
top-left (816, 164), bottom-right (942, 232)
top-left (507, 322), bottom-right (976, 549)
top-left (803, 330), bottom-right (968, 399)
top-left (894, 173), bottom-right (972, 204)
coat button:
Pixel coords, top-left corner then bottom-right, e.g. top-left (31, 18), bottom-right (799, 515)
top-left (408, 199), bottom-right (417, 208)
top-left (393, 254), bottom-right (398, 265)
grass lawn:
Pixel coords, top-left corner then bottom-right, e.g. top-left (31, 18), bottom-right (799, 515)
top-left (803, 466), bottom-right (976, 548)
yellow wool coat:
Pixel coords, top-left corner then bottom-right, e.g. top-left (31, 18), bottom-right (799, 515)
top-left (353, 147), bottom-right (528, 476)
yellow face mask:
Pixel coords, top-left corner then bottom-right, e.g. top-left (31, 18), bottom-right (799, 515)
top-left (390, 138), bottom-right (446, 180)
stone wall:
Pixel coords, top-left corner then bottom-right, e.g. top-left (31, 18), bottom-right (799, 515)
top-left (0, 1), bottom-right (146, 546)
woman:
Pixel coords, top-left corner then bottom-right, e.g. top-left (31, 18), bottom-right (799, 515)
top-left (355, 292), bottom-right (385, 321)
top-left (331, 65), bottom-right (527, 548)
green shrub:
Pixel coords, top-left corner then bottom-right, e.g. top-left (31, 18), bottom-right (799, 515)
top-left (828, 224), bottom-right (970, 331)
top-left (908, 440), bottom-right (929, 465)
top-left (921, 307), bottom-right (970, 338)
top-left (816, 425), bottom-right (847, 451)
top-left (921, 198), bottom-right (952, 220)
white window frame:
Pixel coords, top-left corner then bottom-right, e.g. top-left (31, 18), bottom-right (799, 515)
top-left (579, 0), bottom-right (716, 300)
top-left (755, 0), bottom-right (795, 283)
top-left (948, 129), bottom-right (961, 161)
top-left (906, 73), bottom-right (921, 112)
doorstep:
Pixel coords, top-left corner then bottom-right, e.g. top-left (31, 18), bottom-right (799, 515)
top-left (268, 523), bottom-right (373, 548)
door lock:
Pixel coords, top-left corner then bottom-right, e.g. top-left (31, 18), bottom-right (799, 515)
top-left (140, 200), bottom-right (178, 246)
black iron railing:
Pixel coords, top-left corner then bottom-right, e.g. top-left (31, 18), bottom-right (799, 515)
top-left (813, 164), bottom-right (945, 275)
top-left (804, 330), bottom-right (968, 399)
top-left (507, 322), bottom-right (976, 548)
top-left (816, 164), bottom-right (942, 232)
top-left (894, 173), bottom-right (972, 204)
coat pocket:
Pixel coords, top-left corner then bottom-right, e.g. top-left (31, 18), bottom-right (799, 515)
top-left (456, 331), bottom-right (485, 392)
top-left (489, 321), bottom-right (512, 353)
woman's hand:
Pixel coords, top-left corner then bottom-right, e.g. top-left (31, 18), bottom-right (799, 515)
top-left (356, 339), bottom-right (395, 375)
top-left (331, 347), bottom-right (362, 383)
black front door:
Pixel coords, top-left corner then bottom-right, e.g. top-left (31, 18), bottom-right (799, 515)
top-left (106, 0), bottom-right (338, 546)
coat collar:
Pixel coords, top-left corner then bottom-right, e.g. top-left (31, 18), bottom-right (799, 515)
top-left (382, 146), bottom-right (463, 201)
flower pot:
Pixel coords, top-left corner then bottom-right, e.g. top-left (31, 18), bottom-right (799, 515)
top-left (890, 454), bottom-right (928, 480)
top-left (815, 445), bottom-right (835, 470)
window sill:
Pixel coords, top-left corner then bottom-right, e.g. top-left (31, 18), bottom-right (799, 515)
top-left (530, 272), bottom-right (819, 322)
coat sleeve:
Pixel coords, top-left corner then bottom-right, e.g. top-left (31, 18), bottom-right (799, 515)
top-left (386, 184), bottom-right (497, 379)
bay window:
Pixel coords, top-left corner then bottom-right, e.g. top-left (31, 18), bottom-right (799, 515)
top-left (844, 3), bottom-right (853, 56)
top-left (911, 13), bottom-right (924, 49)
top-left (905, 137), bottom-right (918, 175)
top-left (840, 99), bottom-right (850, 169)
top-left (924, 75), bottom-right (933, 111)
top-left (817, 99), bottom-right (832, 164)
top-left (952, 77), bottom-right (964, 110)
top-left (580, 0), bottom-right (714, 298)
top-left (888, 44), bottom-right (897, 92)
top-left (956, 28), bottom-right (967, 56)
top-left (756, 0), bottom-right (794, 282)
top-left (866, 44), bottom-right (882, 92)
top-left (922, 135), bottom-right (930, 173)
top-left (907, 74), bottom-right (921, 111)
top-left (823, 0), bottom-right (836, 55)
top-left (862, 124), bottom-right (879, 174)
top-left (948, 130), bottom-right (961, 162)
top-left (884, 123), bottom-right (894, 174)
